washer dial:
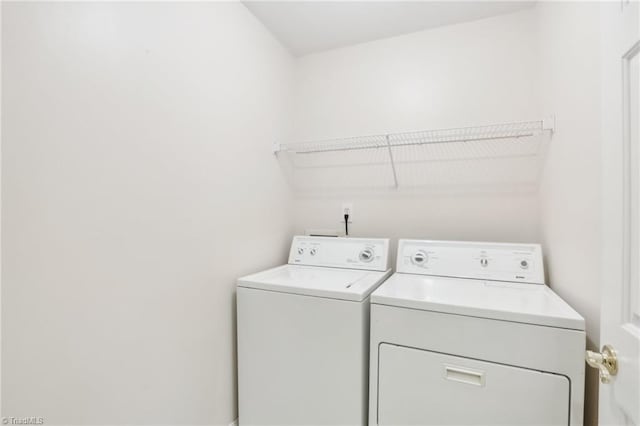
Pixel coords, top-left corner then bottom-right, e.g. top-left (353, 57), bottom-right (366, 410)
top-left (359, 248), bottom-right (375, 263)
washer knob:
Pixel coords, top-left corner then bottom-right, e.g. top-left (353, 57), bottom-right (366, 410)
top-left (520, 260), bottom-right (529, 269)
top-left (310, 248), bottom-right (317, 256)
top-left (297, 248), bottom-right (304, 255)
top-left (480, 258), bottom-right (489, 267)
top-left (359, 248), bottom-right (374, 263)
top-left (412, 251), bottom-right (428, 265)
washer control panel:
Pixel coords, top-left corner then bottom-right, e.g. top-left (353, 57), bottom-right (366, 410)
top-left (397, 239), bottom-right (544, 284)
top-left (288, 236), bottom-right (390, 271)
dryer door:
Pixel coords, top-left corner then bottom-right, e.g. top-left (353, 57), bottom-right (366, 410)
top-left (377, 343), bottom-right (570, 425)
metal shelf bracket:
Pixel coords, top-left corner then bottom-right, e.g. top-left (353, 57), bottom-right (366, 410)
top-left (385, 134), bottom-right (399, 188)
top-left (542, 115), bottom-right (556, 133)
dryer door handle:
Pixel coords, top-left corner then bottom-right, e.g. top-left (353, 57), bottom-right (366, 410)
top-left (444, 365), bottom-right (485, 387)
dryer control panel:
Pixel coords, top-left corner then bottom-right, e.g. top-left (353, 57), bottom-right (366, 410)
top-left (396, 240), bottom-right (544, 284)
top-left (289, 236), bottom-right (390, 271)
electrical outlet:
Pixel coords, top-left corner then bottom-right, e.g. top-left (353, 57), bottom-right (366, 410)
top-left (342, 203), bottom-right (354, 223)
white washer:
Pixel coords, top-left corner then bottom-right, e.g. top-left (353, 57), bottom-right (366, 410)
top-left (369, 240), bottom-right (586, 426)
top-left (237, 236), bottom-right (391, 426)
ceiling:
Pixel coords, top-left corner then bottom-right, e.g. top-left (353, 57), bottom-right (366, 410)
top-left (243, 1), bottom-right (535, 57)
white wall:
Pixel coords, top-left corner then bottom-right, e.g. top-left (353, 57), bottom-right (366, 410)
top-left (291, 9), bottom-right (540, 246)
top-left (1, 3), bottom-right (293, 425)
top-left (535, 3), bottom-right (603, 424)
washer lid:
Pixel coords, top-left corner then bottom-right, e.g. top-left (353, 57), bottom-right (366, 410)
top-left (371, 273), bottom-right (585, 330)
top-left (238, 264), bottom-right (392, 302)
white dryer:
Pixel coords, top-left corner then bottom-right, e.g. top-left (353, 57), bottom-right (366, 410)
top-left (237, 236), bottom-right (391, 426)
top-left (368, 240), bottom-right (585, 426)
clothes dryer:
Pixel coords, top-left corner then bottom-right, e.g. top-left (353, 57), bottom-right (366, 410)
top-left (369, 239), bottom-right (585, 426)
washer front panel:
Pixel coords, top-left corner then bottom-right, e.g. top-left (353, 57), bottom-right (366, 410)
top-left (238, 287), bottom-right (369, 426)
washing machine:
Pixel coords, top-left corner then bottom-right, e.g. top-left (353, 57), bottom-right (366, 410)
top-left (237, 236), bottom-right (391, 426)
top-left (368, 239), bottom-right (586, 426)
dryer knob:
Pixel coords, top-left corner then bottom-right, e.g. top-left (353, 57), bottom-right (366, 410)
top-left (412, 251), bottom-right (428, 265)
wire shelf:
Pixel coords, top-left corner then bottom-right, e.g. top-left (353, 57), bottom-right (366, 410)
top-left (275, 118), bottom-right (554, 193)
